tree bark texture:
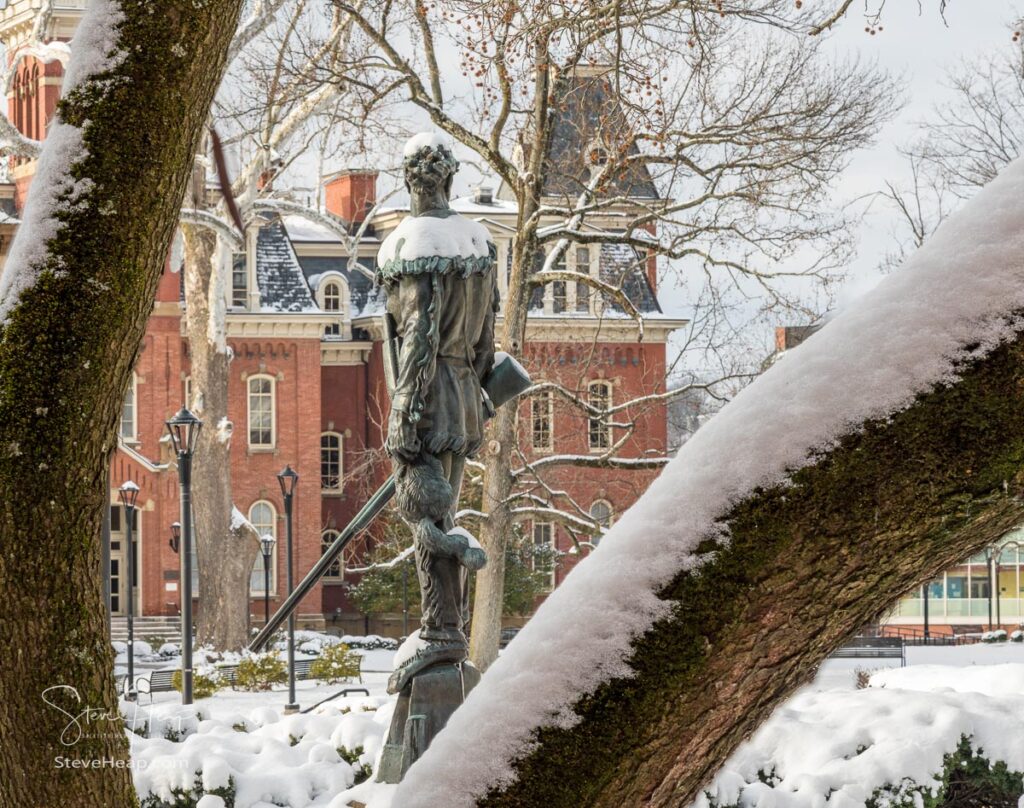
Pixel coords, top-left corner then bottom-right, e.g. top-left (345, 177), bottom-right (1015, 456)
top-left (0, 3), bottom-right (244, 805)
top-left (476, 336), bottom-right (1024, 807)
top-left (182, 225), bottom-right (258, 651)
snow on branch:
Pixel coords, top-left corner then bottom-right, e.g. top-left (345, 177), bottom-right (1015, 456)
top-left (180, 209), bottom-right (244, 250)
top-left (395, 158), bottom-right (1024, 806)
top-left (0, 0), bottom-right (124, 325)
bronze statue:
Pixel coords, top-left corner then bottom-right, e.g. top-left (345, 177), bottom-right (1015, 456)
top-left (375, 134), bottom-right (520, 782)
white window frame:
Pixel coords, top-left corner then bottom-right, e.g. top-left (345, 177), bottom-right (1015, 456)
top-left (249, 500), bottom-right (277, 595)
top-left (587, 379), bottom-right (613, 451)
top-left (120, 373), bottom-right (138, 443)
top-left (532, 521), bottom-right (556, 590)
top-left (589, 499), bottom-right (614, 546)
top-left (321, 432), bottom-right (343, 491)
top-left (530, 391), bottom-right (553, 452)
top-left (572, 245), bottom-right (594, 314)
top-left (247, 374), bottom-right (276, 449)
top-left (230, 252), bottom-right (247, 309)
top-left (316, 273), bottom-right (349, 339)
top-left (322, 529), bottom-right (342, 579)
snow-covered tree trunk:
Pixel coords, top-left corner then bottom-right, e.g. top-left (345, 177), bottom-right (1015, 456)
top-left (0, 1), bottom-right (244, 803)
top-left (182, 225), bottom-right (258, 650)
top-left (397, 160), bottom-right (1024, 808)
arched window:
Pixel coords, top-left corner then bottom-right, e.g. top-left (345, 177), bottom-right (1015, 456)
top-left (120, 373), bottom-right (137, 442)
top-left (249, 500), bottom-right (277, 593)
top-left (321, 432), bottom-right (343, 490)
top-left (247, 375), bottom-right (275, 448)
top-left (590, 499), bottom-right (613, 546)
top-left (317, 276), bottom-right (347, 339)
top-left (322, 530), bottom-right (342, 578)
top-left (587, 380), bottom-right (612, 450)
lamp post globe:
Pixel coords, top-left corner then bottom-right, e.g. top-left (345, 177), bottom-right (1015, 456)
top-left (166, 407), bottom-right (202, 705)
top-left (118, 481), bottom-right (140, 701)
top-left (169, 521), bottom-right (181, 554)
top-left (260, 533), bottom-right (276, 627)
top-left (276, 465), bottom-right (299, 713)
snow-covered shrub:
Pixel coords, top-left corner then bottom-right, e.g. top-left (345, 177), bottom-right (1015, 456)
top-left (310, 643), bottom-right (361, 684)
top-left (867, 738), bottom-right (1023, 808)
top-left (1011, 629), bottom-right (1023, 643)
top-left (337, 744), bottom-right (373, 785)
top-left (339, 634), bottom-right (399, 651)
top-left (171, 669), bottom-right (222, 700)
top-left (158, 642), bottom-right (180, 657)
top-left (234, 653), bottom-right (286, 691)
top-left (982, 630), bottom-right (1008, 643)
top-left (138, 773), bottom-right (235, 808)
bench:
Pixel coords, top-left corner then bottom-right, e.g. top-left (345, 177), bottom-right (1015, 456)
top-left (122, 668), bottom-right (177, 703)
top-left (829, 636), bottom-right (905, 667)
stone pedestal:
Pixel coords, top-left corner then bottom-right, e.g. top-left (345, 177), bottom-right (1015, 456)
top-left (376, 660), bottom-right (481, 783)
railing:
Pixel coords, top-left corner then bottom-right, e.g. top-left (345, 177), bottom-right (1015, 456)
top-left (875, 625), bottom-right (979, 645)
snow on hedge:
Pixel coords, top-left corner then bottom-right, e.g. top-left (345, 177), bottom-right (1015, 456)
top-left (395, 157), bottom-right (1024, 807)
top-left (0, 0), bottom-right (123, 324)
top-left (130, 696), bottom-right (391, 807)
top-left (695, 664), bottom-right (1024, 808)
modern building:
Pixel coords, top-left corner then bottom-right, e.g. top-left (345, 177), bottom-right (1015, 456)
top-left (0, 5), bottom-right (685, 632)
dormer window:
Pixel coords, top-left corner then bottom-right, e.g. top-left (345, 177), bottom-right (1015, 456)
top-left (316, 274), bottom-right (349, 339)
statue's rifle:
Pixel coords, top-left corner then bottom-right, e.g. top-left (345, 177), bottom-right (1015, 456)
top-left (249, 351), bottom-right (531, 652)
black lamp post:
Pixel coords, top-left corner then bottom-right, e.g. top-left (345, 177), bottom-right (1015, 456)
top-left (923, 580), bottom-right (930, 641)
top-left (277, 464), bottom-right (299, 713)
top-left (260, 533), bottom-right (276, 627)
top-left (166, 407), bottom-right (202, 705)
top-left (119, 480), bottom-right (140, 701)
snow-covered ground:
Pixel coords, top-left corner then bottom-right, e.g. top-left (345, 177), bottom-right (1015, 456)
top-left (698, 644), bottom-right (1024, 808)
top-left (128, 640), bottom-right (1024, 807)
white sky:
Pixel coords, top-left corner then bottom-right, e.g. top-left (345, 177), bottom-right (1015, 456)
top-left (825, 1), bottom-right (1019, 308)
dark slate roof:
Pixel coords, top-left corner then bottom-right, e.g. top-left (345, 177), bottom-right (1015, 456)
top-left (256, 220), bottom-right (317, 312)
top-left (292, 254), bottom-right (379, 316)
top-left (600, 242), bottom-right (660, 314)
top-left (543, 72), bottom-right (660, 201)
top-left (527, 242), bottom-right (661, 315)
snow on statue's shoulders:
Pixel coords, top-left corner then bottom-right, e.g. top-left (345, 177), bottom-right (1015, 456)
top-left (376, 214), bottom-right (492, 264)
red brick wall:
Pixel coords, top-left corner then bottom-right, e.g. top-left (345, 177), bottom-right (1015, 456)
top-left (517, 339), bottom-right (668, 586)
top-left (228, 337), bottom-right (324, 619)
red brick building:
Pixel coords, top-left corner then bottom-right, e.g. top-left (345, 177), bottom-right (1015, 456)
top-left (0, 7), bottom-right (684, 631)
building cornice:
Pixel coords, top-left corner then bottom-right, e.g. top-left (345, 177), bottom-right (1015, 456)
top-left (321, 341), bottom-right (374, 366)
top-left (225, 312), bottom-right (337, 340)
top-left (354, 312), bottom-right (685, 344)
top-left (519, 316), bottom-right (686, 343)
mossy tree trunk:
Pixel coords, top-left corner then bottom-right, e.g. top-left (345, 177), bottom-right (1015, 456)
top-left (476, 336), bottom-right (1024, 807)
top-left (0, 2), bottom-right (244, 805)
top-left (181, 225), bottom-right (258, 651)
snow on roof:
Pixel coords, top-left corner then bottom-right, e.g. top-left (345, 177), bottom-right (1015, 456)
top-left (403, 132), bottom-right (451, 157)
top-left (282, 215), bottom-right (343, 243)
top-left (376, 214), bottom-right (492, 264)
top-left (448, 195), bottom-right (518, 215)
top-left (395, 158), bottom-right (1024, 806)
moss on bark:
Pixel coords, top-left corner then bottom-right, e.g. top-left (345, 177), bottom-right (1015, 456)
top-left (477, 337), bottom-right (1024, 808)
top-left (0, 3), bottom-right (244, 805)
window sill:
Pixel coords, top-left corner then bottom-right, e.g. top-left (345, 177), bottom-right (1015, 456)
top-left (322, 578), bottom-right (346, 585)
top-left (321, 489), bottom-right (345, 498)
top-left (247, 446), bottom-right (277, 455)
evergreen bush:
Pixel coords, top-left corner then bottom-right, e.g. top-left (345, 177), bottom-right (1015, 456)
top-left (309, 643), bottom-right (361, 684)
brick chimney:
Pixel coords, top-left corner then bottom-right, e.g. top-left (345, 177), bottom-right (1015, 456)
top-left (324, 170), bottom-right (378, 225)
